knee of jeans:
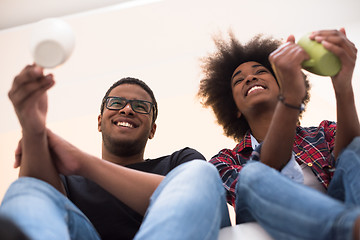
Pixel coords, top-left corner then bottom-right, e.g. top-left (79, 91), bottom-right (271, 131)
top-left (179, 160), bottom-right (215, 173)
top-left (13, 177), bottom-right (53, 191)
top-left (337, 139), bottom-right (360, 169)
top-left (185, 160), bottom-right (218, 177)
top-left (237, 162), bottom-right (265, 190)
top-left (2, 177), bottom-right (62, 204)
top-left (180, 160), bottom-right (222, 188)
top-left (347, 136), bottom-right (360, 154)
top-left (351, 136), bottom-right (360, 145)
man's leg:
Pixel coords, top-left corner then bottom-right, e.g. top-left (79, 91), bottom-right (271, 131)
top-left (0, 177), bottom-right (100, 240)
top-left (328, 136), bottom-right (360, 205)
top-left (236, 161), bottom-right (360, 240)
top-left (134, 160), bottom-right (231, 240)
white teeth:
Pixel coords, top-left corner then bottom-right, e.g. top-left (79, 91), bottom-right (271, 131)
top-left (116, 122), bottom-right (134, 128)
top-left (247, 86), bottom-right (265, 95)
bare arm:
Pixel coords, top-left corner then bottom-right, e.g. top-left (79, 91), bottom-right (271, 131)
top-left (84, 156), bottom-right (163, 215)
top-left (9, 64), bottom-right (65, 194)
top-left (47, 130), bottom-right (163, 215)
top-left (260, 36), bottom-right (308, 170)
top-left (258, 29), bottom-right (359, 169)
top-left (311, 29), bottom-right (360, 158)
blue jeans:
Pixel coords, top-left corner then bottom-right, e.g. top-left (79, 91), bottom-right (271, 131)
top-left (235, 136), bottom-right (360, 240)
top-left (135, 160), bottom-right (231, 240)
top-left (0, 177), bottom-right (100, 240)
top-left (0, 160), bottom-right (230, 240)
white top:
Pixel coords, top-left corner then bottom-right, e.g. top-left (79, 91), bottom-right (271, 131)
top-left (250, 135), bottom-right (326, 193)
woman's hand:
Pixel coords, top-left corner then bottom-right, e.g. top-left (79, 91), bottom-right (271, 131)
top-left (269, 35), bottom-right (308, 105)
top-left (310, 28), bottom-right (357, 94)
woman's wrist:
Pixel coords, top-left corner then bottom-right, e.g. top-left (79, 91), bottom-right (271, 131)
top-left (278, 95), bottom-right (305, 112)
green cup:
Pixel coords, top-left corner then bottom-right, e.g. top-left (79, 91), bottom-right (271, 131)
top-left (297, 33), bottom-right (341, 76)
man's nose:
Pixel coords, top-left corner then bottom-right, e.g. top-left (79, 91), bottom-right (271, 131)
top-left (120, 103), bottom-right (134, 115)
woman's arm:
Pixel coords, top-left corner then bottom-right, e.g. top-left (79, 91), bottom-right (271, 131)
top-left (261, 35), bottom-right (308, 170)
top-left (311, 29), bottom-right (360, 158)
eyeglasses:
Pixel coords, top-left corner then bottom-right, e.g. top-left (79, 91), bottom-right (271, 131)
top-left (104, 97), bottom-right (154, 114)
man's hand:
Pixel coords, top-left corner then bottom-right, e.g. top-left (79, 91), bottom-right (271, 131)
top-left (14, 130), bottom-right (86, 175)
top-left (47, 129), bottom-right (86, 176)
top-left (14, 139), bottom-right (22, 168)
top-left (8, 64), bottom-right (55, 135)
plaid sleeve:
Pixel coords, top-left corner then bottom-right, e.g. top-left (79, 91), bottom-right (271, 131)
top-left (209, 149), bottom-right (244, 207)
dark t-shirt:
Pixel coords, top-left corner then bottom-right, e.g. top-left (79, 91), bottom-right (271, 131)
top-left (61, 147), bottom-right (205, 240)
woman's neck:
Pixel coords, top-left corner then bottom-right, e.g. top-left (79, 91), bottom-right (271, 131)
top-left (246, 109), bottom-right (274, 143)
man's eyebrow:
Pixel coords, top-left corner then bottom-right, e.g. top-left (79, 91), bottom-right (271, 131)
top-left (231, 64), bottom-right (263, 80)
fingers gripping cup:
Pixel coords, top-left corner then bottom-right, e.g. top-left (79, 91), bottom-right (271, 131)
top-left (297, 33), bottom-right (341, 76)
top-left (30, 18), bottom-right (75, 69)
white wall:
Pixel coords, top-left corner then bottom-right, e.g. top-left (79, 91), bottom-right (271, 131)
top-left (1, 0), bottom-right (360, 202)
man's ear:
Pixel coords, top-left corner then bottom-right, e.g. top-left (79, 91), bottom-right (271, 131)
top-left (148, 123), bottom-right (157, 139)
top-left (97, 115), bottom-right (102, 132)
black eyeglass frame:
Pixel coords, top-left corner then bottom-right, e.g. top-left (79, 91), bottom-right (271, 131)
top-left (104, 96), bottom-right (155, 115)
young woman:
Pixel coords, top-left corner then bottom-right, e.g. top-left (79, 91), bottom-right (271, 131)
top-left (198, 29), bottom-right (360, 239)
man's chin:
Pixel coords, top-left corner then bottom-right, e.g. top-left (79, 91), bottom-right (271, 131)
top-left (103, 136), bottom-right (146, 157)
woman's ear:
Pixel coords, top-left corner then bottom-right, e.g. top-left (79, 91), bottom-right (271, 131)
top-left (237, 111), bottom-right (242, 119)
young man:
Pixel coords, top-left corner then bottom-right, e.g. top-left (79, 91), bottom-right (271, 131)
top-left (0, 64), bottom-right (230, 240)
top-left (198, 29), bottom-right (360, 239)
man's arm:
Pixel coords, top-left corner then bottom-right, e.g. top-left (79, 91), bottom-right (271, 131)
top-left (47, 130), bottom-right (163, 215)
top-left (9, 64), bottom-right (65, 194)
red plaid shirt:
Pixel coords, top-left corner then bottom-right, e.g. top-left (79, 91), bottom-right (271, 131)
top-left (210, 120), bottom-right (337, 207)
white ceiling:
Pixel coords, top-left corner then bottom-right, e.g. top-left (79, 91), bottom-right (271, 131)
top-left (0, 0), bottom-right (134, 30)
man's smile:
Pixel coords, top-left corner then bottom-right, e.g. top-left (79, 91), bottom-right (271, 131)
top-left (112, 120), bottom-right (137, 128)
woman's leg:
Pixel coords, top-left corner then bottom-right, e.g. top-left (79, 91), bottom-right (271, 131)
top-left (328, 136), bottom-right (360, 206)
top-left (235, 161), bottom-right (360, 240)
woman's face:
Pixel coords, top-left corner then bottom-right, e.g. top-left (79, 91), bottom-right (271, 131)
top-left (231, 61), bottom-right (279, 118)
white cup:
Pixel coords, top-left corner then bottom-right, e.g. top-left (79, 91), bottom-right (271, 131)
top-left (30, 18), bottom-right (75, 68)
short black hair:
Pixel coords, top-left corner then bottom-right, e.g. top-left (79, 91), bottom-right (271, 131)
top-left (100, 77), bottom-right (158, 123)
top-left (198, 32), bottom-right (310, 141)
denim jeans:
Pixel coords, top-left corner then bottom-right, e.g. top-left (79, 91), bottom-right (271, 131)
top-left (235, 136), bottom-right (360, 240)
top-left (135, 160), bottom-right (231, 240)
top-left (0, 160), bottom-right (230, 240)
top-left (0, 177), bottom-right (100, 240)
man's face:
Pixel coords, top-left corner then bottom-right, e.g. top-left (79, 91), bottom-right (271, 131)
top-left (231, 61), bottom-right (279, 118)
top-left (98, 84), bottom-right (156, 157)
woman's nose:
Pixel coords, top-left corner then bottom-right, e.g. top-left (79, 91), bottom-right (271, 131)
top-left (245, 75), bottom-right (257, 84)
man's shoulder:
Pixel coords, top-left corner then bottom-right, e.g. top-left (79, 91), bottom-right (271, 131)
top-left (139, 147), bottom-right (205, 175)
top-left (150, 147), bottom-right (205, 162)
